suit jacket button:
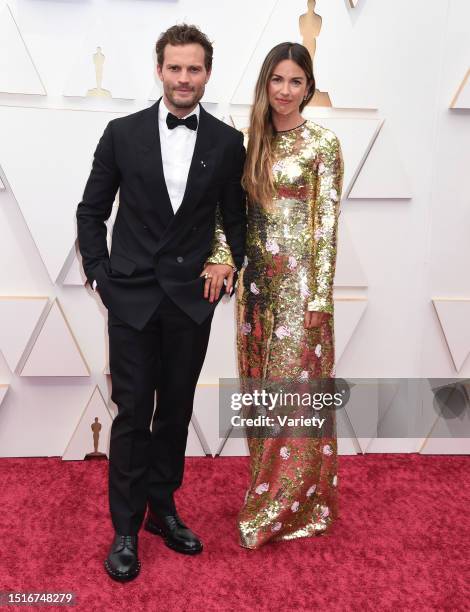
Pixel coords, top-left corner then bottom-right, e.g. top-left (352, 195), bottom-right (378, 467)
top-left (176, 256), bottom-right (184, 263)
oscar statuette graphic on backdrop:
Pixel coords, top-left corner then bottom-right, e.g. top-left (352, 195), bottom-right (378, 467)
top-left (85, 417), bottom-right (107, 459)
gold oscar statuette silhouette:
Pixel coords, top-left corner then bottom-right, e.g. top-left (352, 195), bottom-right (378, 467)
top-left (86, 46), bottom-right (112, 98)
top-left (85, 417), bottom-right (107, 459)
top-left (299, 0), bottom-right (332, 107)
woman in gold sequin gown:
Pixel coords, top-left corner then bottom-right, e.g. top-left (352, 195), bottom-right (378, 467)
top-left (236, 43), bottom-right (344, 549)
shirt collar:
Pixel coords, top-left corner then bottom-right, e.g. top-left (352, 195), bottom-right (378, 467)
top-left (159, 97), bottom-right (200, 125)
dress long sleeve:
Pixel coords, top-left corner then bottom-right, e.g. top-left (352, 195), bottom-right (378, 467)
top-left (307, 134), bottom-right (344, 314)
top-left (205, 204), bottom-right (236, 268)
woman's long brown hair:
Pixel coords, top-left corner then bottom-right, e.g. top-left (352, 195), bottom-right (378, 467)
top-left (242, 42), bottom-right (315, 207)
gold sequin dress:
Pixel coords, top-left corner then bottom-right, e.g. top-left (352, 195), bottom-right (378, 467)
top-left (236, 120), bottom-right (344, 549)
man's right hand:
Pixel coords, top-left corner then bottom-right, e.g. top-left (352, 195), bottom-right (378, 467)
top-left (200, 264), bottom-right (235, 303)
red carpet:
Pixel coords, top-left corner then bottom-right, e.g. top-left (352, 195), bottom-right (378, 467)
top-left (0, 454), bottom-right (469, 611)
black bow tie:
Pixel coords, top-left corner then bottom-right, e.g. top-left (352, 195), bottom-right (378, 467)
top-left (166, 112), bottom-right (198, 131)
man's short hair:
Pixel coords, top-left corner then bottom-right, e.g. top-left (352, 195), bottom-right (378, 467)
top-left (156, 24), bottom-right (213, 71)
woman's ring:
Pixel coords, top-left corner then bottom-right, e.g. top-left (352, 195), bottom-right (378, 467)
top-left (205, 273), bottom-right (212, 280)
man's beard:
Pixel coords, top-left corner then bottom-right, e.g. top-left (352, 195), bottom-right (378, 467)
top-left (166, 85), bottom-right (204, 109)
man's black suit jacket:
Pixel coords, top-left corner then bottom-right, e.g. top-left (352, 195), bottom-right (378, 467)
top-left (76, 99), bottom-right (246, 331)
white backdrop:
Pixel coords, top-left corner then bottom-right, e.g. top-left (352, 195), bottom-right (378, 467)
top-left (1, 0), bottom-right (469, 458)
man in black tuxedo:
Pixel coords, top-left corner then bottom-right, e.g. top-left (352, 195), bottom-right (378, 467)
top-left (76, 24), bottom-right (245, 582)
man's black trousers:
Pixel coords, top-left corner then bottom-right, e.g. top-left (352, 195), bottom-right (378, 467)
top-left (107, 295), bottom-right (213, 535)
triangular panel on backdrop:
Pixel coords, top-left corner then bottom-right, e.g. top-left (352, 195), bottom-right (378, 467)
top-left (0, 4), bottom-right (46, 95)
top-left (20, 299), bottom-right (89, 377)
top-left (450, 68), bottom-right (470, 109)
top-left (329, 377), bottom-right (363, 455)
top-left (185, 419), bottom-right (208, 457)
top-left (63, 24), bottom-right (136, 100)
top-left (348, 0), bottom-right (359, 7)
top-left (0, 163), bottom-right (52, 284)
top-left (341, 379), bottom-right (384, 455)
top-left (334, 297), bottom-right (367, 363)
top-left (0, 297), bottom-right (49, 373)
top-left (0, 106), bottom-right (122, 282)
top-left (335, 218), bottom-right (367, 287)
top-left (348, 120), bottom-right (412, 199)
top-left (190, 407), bottom-right (212, 455)
top-left (360, 379), bottom-right (402, 454)
top-left (0, 384), bottom-right (9, 407)
top-left (62, 386), bottom-right (113, 460)
top-left (433, 299), bottom-right (470, 372)
top-left (61, 247), bottom-right (86, 287)
top-left (232, 113), bottom-right (383, 198)
top-left (213, 375), bottom-right (250, 456)
top-left (193, 384), bottom-right (226, 457)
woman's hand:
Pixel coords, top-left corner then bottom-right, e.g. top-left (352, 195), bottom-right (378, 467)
top-left (304, 310), bottom-right (331, 329)
top-left (200, 264), bottom-right (235, 303)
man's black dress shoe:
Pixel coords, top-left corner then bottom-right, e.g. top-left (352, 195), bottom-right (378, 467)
top-left (144, 510), bottom-right (203, 555)
top-left (104, 534), bottom-right (141, 582)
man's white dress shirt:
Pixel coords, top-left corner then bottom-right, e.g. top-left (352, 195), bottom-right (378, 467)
top-left (158, 98), bottom-right (200, 213)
